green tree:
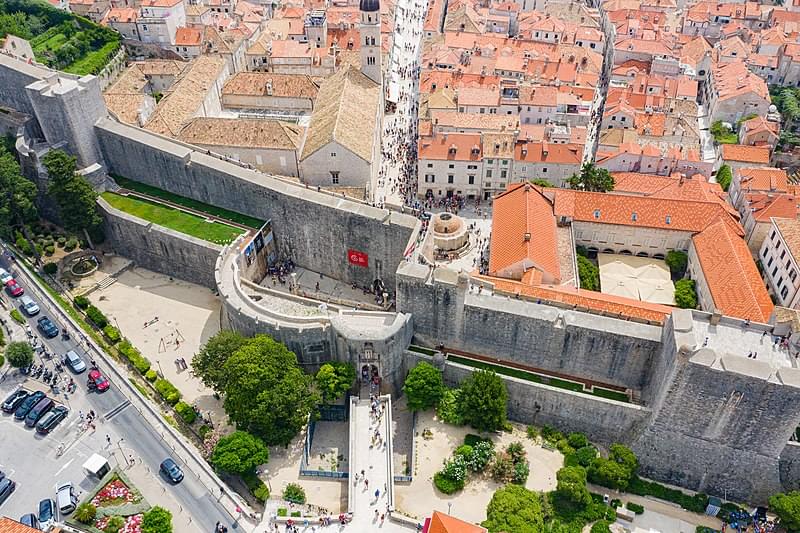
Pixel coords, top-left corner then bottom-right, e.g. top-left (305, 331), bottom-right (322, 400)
top-left (315, 361), bottom-right (355, 404)
top-left (555, 466), bottom-right (591, 507)
top-left (459, 369), bottom-right (508, 432)
top-left (5, 341), bottom-right (33, 368)
top-left (577, 255), bottom-right (600, 291)
top-left (665, 250), bottom-right (688, 278)
top-left (191, 330), bottom-right (248, 391)
top-left (482, 484), bottom-right (544, 533)
top-left (716, 164), bottom-right (733, 192)
top-left (674, 279), bottom-right (697, 309)
top-left (221, 335), bottom-right (318, 446)
top-left (0, 144), bottom-right (39, 261)
top-left (402, 361), bottom-right (445, 411)
top-left (587, 457), bottom-right (632, 491)
top-left (210, 431), bottom-right (269, 476)
top-left (42, 149), bottom-right (102, 247)
top-left (142, 506), bottom-right (173, 533)
top-left (770, 491), bottom-right (800, 532)
top-left (609, 444), bottom-right (638, 473)
top-left (567, 163), bottom-right (615, 193)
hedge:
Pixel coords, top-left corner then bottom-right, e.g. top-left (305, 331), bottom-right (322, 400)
top-left (155, 378), bottom-right (182, 405)
top-left (85, 305), bottom-right (109, 328)
top-left (626, 502), bottom-right (644, 514)
top-left (628, 476), bottom-right (708, 513)
top-left (43, 262), bottom-right (58, 275)
top-left (73, 295), bottom-right (90, 309)
top-left (118, 340), bottom-right (151, 375)
top-left (10, 309), bottom-right (24, 324)
top-left (145, 369), bottom-right (158, 382)
top-left (103, 325), bottom-right (121, 344)
top-left (174, 401), bottom-right (196, 424)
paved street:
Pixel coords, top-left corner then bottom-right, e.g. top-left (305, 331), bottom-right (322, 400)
top-left (0, 249), bottom-right (251, 532)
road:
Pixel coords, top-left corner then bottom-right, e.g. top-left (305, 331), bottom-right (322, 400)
top-left (0, 250), bottom-right (245, 532)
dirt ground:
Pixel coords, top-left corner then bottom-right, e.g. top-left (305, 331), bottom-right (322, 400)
top-left (91, 267), bottom-right (229, 430)
top-left (306, 421), bottom-right (349, 473)
top-left (393, 410), bottom-right (563, 524)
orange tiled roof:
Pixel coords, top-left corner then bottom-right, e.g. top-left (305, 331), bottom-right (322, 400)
top-left (489, 183), bottom-right (561, 283)
top-left (514, 141), bottom-right (582, 164)
top-left (743, 192), bottom-right (800, 222)
top-left (691, 219), bottom-right (773, 322)
top-left (174, 27), bottom-right (202, 46)
top-left (721, 144), bottom-right (770, 164)
top-left (738, 167), bottom-right (789, 193)
top-left (428, 511), bottom-right (486, 533)
top-left (775, 217), bottom-right (800, 268)
top-left (419, 133), bottom-right (482, 161)
top-left (0, 517), bottom-right (41, 533)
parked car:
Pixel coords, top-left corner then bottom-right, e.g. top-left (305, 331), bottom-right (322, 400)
top-left (0, 268), bottom-right (13, 285)
top-left (56, 482), bottom-right (77, 514)
top-left (87, 369), bottom-right (110, 392)
top-left (36, 406), bottom-right (68, 435)
top-left (37, 316), bottom-right (59, 338)
top-left (159, 458), bottom-right (184, 483)
top-left (25, 397), bottom-right (54, 427)
top-left (38, 498), bottom-right (56, 529)
top-left (19, 513), bottom-right (38, 529)
top-left (0, 478), bottom-right (16, 505)
top-left (2, 390), bottom-right (29, 413)
top-left (64, 350), bottom-right (86, 374)
top-left (14, 391), bottom-right (45, 420)
top-left (20, 295), bottom-right (39, 316)
top-left (5, 280), bottom-right (23, 297)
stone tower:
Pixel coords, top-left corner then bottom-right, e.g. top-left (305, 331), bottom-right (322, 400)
top-left (359, 0), bottom-right (381, 85)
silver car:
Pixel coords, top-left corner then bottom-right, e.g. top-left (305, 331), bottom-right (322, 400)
top-left (64, 350), bottom-right (86, 373)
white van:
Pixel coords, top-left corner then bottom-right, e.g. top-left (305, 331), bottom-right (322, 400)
top-left (19, 295), bottom-right (39, 316)
top-left (56, 482), bottom-right (77, 514)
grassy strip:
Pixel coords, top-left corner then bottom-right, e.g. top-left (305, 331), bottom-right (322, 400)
top-left (408, 345), bottom-right (436, 356)
top-left (112, 175), bottom-right (265, 229)
top-left (447, 354), bottom-right (630, 403)
top-left (64, 41), bottom-right (120, 76)
top-left (10, 309), bottom-right (24, 324)
top-left (101, 192), bottom-right (245, 245)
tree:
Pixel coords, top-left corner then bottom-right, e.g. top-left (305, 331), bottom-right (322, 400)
top-left (716, 164), bottom-right (732, 192)
top-left (609, 444), bottom-right (638, 473)
top-left (587, 457), bottom-right (632, 491)
top-left (482, 484), bottom-right (544, 533)
top-left (142, 506), bottom-right (173, 533)
top-left (674, 279), bottom-right (697, 309)
top-left (221, 335), bottom-right (318, 446)
top-left (555, 466), bottom-right (591, 507)
top-left (770, 491), bottom-right (800, 532)
top-left (210, 431), bottom-right (269, 476)
top-left (459, 369), bottom-right (508, 432)
top-left (577, 255), bottom-right (600, 291)
top-left (5, 341), bottom-right (33, 368)
top-left (42, 149), bottom-right (102, 247)
top-left (315, 361), bottom-right (355, 404)
top-left (567, 163), bottom-right (615, 193)
top-left (0, 144), bottom-right (39, 261)
top-left (402, 361), bottom-right (444, 411)
top-left (192, 330), bottom-right (248, 391)
top-left (665, 250), bottom-right (688, 278)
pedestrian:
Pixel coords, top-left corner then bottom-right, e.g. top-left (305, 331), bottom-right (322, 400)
top-left (128, 454), bottom-right (135, 466)
top-left (106, 434), bottom-right (111, 445)
top-left (365, 478), bottom-right (369, 489)
top-left (79, 410), bottom-right (84, 421)
top-left (375, 488), bottom-right (380, 499)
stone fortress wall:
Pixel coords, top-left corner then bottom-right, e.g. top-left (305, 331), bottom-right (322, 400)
top-left (4, 52), bottom-right (800, 503)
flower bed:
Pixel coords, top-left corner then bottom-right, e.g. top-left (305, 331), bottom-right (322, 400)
top-left (94, 513), bottom-right (143, 533)
top-left (91, 478), bottom-right (140, 507)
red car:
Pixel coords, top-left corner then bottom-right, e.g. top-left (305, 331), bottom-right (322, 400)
top-left (5, 280), bottom-right (23, 297)
top-left (87, 369), bottom-right (110, 392)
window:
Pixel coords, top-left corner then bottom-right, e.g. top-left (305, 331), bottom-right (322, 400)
top-left (449, 164), bottom-right (455, 169)
top-left (593, 209), bottom-right (601, 219)
top-left (448, 175), bottom-right (454, 184)
top-left (468, 175), bottom-right (475, 184)
top-left (467, 165), bottom-right (478, 170)
top-left (542, 167), bottom-right (548, 173)
top-left (331, 152), bottom-right (337, 157)
top-left (501, 160), bottom-right (508, 166)
top-left (772, 230), bottom-right (777, 241)
top-left (486, 169), bottom-right (493, 177)
top-left (330, 171), bottom-right (340, 184)
top-left (781, 286), bottom-right (790, 300)
top-left (787, 260), bottom-right (792, 270)
top-left (427, 163), bottom-right (433, 168)
top-left (425, 174), bottom-right (435, 183)
top-left (480, 107), bottom-right (485, 113)
top-left (632, 212), bottom-right (638, 221)
top-left (768, 257), bottom-right (774, 267)
top-left (665, 215), bottom-right (671, 225)
top-left (791, 269), bottom-right (797, 282)
top-left (500, 170), bottom-right (507, 179)
top-left (773, 266), bottom-right (779, 277)
top-left (486, 159), bottom-right (494, 164)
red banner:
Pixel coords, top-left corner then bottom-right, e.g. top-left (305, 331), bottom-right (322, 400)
top-left (348, 249), bottom-right (369, 267)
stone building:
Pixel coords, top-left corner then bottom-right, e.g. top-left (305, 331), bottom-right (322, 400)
top-left (220, 72), bottom-right (319, 114)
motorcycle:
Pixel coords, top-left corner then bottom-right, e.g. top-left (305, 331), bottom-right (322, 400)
top-left (61, 331), bottom-right (70, 341)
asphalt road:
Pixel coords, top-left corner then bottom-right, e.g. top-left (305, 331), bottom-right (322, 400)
top-left (0, 252), bottom-right (239, 532)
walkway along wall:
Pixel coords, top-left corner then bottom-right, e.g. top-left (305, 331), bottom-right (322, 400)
top-left (98, 197), bottom-right (222, 288)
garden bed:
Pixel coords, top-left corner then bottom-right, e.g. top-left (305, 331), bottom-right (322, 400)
top-left (66, 470), bottom-right (150, 533)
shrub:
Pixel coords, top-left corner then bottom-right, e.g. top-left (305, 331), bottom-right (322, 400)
top-left (627, 502), bottom-right (644, 514)
top-left (436, 388), bottom-right (464, 425)
top-left (174, 401), bottom-right (196, 424)
top-left (73, 295), bottom-right (90, 309)
top-left (572, 446), bottom-right (598, 467)
top-left (491, 453), bottom-right (515, 483)
top-left (283, 483), bottom-right (306, 504)
top-left (155, 378), bottom-right (182, 405)
top-left (65, 238), bottom-right (78, 251)
top-left (466, 440), bottom-right (495, 473)
top-left (277, 508), bottom-right (287, 517)
top-left (43, 262), bottom-right (58, 275)
top-left (57, 236), bottom-right (67, 247)
top-left (254, 484), bottom-right (270, 503)
top-left (591, 520), bottom-right (612, 533)
top-left (627, 476), bottom-right (708, 513)
top-left (103, 324), bottom-right (121, 344)
top-left (567, 432), bottom-right (589, 449)
top-left (74, 503), bottom-right (97, 524)
top-left (506, 441), bottom-right (526, 463)
top-left (16, 234), bottom-right (32, 256)
top-left (6, 342), bottom-right (34, 368)
top-left (455, 444), bottom-right (474, 458)
top-left (119, 341), bottom-right (151, 374)
top-left (674, 279), bottom-right (697, 309)
top-left (441, 455), bottom-right (468, 484)
top-left (85, 305), bottom-right (108, 328)
top-left (290, 511), bottom-right (301, 517)
top-left (665, 250), bottom-right (689, 278)
top-left (145, 369), bottom-right (157, 382)
top-left (10, 309), bottom-right (24, 324)
top-left (44, 245), bottom-right (55, 256)
top-left (716, 165), bottom-right (733, 192)
top-left (526, 425), bottom-right (539, 440)
top-left (588, 457), bottom-right (632, 491)
top-left (578, 255), bottom-right (600, 291)
top-left (199, 424), bottom-right (212, 439)
top-left (242, 470), bottom-right (270, 503)
top-left (142, 506), bottom-right (172, 533)
top-left (433, 471), bottom-right (464, 494)
top-left (541, 424), bottom-right (564, 444)
top-left (0, 355), bottom-right (4, 367)
top-left (464, 434), bottom-right (489, 447)
top-left (512, 459), bottom-right (530, 485)
top-left (104, 515), bottom-right (125, 532)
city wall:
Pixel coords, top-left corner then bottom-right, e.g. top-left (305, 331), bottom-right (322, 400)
top-left (98, 197), bottom-right (222, 288)
top-left (95, 118), bottom-right (419, 291)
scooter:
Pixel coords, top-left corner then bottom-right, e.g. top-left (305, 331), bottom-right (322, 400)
top-left (61, 331), bottom-right (70, 341)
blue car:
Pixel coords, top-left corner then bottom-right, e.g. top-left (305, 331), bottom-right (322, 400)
top-left (37, 316), bottom-right (59, 338)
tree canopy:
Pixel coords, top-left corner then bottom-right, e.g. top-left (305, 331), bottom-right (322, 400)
top-left (770, 491), bottom-right (800, 532)
top-left (482, 484), bottom-right (544, 533)
top-left (716, 165), bottom-right (732, 192)
top-left (459, 369), bottom-right (508, 432)
top-left (142, 506), bottom-right (172, 533)
top-left (191, 330), bottom-right (248, 391)
top-left (315, 362), bottom-right (355, 404)
top-left (211, 431), bottom-right (269, 476)
top-left (220, 335), bottom-right (318, 446)
top-left (403, 361), bottom-right (445, 411)
top-left (556, 466), bottom-right (591, 507)
top-left (0, 145), bottom-right (38, 238)
top-left (567, 163), bottom-right (615, 193)
top-left (665, 250), bottom-right (688, 278)
top-left (42, 150), bottom-right (102, 240)
top-left (5, 341), bottom-right (33, 368)
top-left (577, 255), bottom-right (600, 291)
top-left (674, 279), bottom-right (697, 309)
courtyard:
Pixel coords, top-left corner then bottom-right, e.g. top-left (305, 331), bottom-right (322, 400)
top-left (598, 253), bottom-right (675, 305)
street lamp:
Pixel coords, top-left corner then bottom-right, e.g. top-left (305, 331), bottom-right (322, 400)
top-left (447, 503), bottom-right (452, 515)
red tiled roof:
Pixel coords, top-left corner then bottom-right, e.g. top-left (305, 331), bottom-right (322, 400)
top-left (419, 133), bottom-right (482, 161)
top-left (514, 141), bottom-right (582, 164)
top-left (743, 193), bottom-right (800, 222)
top-left (175, 27), bottom-right (202, 46)
top-left (691, 218), bottom-right (773, 322)
top-left (0, 517), bottom-right (41, 533)
top-left (737, 167), bottom-right (788, 193)
top-left (428, 511), bottom-right (486, 533)
top-left (721, 144), bottom-right (771, 164)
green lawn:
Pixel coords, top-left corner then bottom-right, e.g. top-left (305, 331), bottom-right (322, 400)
top-left (101, 192), bottom-right (245, 245)
top-left (112, 175), bottom-right (265, 229)
top-left (447, 354), bottom-right (630, 403)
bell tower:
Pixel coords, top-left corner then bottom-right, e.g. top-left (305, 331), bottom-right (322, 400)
top-left (359, 0), bottom-right (381, 85)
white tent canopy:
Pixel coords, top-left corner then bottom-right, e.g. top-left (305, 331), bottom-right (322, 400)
top-left (598, 254), bottom-right (676, 306)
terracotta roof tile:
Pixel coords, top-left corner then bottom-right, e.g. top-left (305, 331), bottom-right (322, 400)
top-left (0, 518), bottom-right (41, 533)
top-left (737, 167), bottom-right (789, 193)
top-left (428, 511), bottom-right (486, 533)
top-left (721, 144), bottom-right (771, 164)
top-left (419, 133), bottom-right (482, 161)
top-left (221, 72), bottom-right (319, 98)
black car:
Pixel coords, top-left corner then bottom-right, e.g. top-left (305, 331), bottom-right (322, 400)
top-left (1, 390), bottom-right (29, 413)
top-left (36, 316), bottom-right (59, 338)
top-left (159, 458), bottom-right (184, 483)
top-left (36, 406), bottom-right (68, 434)
top-left (19, 513), bottom-right (38, 529)
top-left (25, 397), bottom-right (54, 427)
top-left (14, 391), bottom-right (45, 420)
top-left (0, 478), bottom-right (15, 505)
